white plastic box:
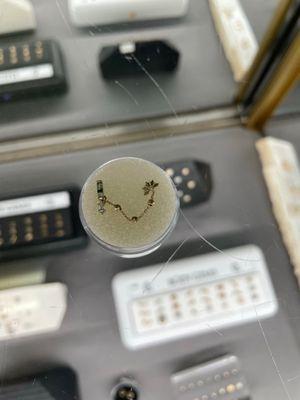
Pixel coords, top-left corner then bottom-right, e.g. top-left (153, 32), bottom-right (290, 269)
top-left (68, 0), bottom-right (190, 27)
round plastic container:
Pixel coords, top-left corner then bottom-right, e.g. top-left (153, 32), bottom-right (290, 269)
top-left (80, 157), bottom-right (179, 258)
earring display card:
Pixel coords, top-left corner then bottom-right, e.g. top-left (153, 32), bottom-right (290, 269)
top-left (0, 40), bottom-right (67, 101)
top-left (69, 0), bottom-right (189, 27)
top-left (0, 190), bottom-right (86, 260)
top-left (161, 160), bottom-right (212, 207)
top-left (80, 157), bottom-right (179, 257)
top-left (209, 0), bottom-right (258, 82)
top-left (0, 283), bottom-right (67, 341)
top-left (171, 355), bottom-right (250, 400)
top-left (256, 137), bottom-right (300, 287)
top-left (113, 245), bottom-right (278, 349)
top-left (0, 367), bottom-right (79, 400)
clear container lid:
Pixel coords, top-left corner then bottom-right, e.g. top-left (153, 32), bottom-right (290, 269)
top-left (80, 157), bottom-right (179, 257)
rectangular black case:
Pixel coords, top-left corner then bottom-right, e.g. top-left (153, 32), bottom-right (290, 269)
top-left (0, 367), bottom-right (80, 400)
top-left (0, 40), bottom-right (67, 100)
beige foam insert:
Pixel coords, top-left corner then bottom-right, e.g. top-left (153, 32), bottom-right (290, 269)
top-left (81, 158), bottom-right (178, 249)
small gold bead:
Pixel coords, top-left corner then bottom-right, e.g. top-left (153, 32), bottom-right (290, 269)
top-left (114, 204), bottom-right (122, 211)
top-left (131, 216), bottom-right (138, 222)
top-left (148, 199), bottom-right (155, 206)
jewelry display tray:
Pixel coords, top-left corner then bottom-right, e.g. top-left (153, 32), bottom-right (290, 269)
top-left (1, 0), bottom-right (300, 398)
top-left (2, 126), bottom-right (300, 399)
top-left (0, 0), bottom-right (279, 141)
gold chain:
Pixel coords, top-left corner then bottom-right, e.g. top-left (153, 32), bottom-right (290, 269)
top-left (97, 180), bottom-right (159, 223)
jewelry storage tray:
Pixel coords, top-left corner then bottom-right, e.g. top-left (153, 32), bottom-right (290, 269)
top-left (0, 0), bottom-right (279, 141)
top-left (2, 126), bottom-right (300, 399)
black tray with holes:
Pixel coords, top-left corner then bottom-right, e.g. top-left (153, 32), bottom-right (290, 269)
top-left (161, 160), bottom-right (212, 207)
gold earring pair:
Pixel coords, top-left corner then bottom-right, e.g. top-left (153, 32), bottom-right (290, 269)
top-left (97, 180), bottom-right (159, 223)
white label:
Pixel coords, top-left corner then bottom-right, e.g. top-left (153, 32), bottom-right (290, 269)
top-left (0, 64), bottom-right (54, 86)
top-left (120, 42), bottom-right (136, 55)
top-left (0, 192), bottom-right (71, 218)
